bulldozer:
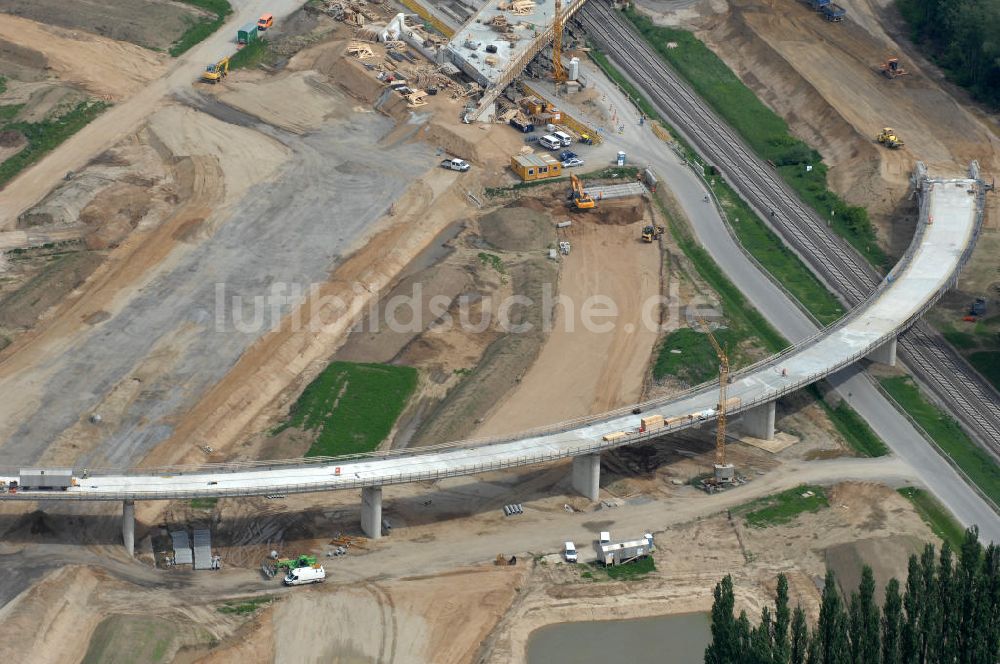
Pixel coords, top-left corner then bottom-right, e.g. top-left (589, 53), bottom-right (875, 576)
top-left (569, 173), bottom-right (595, 210)
top-left (879, 57), bottom-right (908, 79)
top-left (201, 56), bottom-right (230, 84)
top-left (876, 127), bottom-right (904, 149)
top-left (641, 225), bottom-right (664, 243)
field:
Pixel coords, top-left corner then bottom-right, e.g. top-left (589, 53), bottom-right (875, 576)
top-left (169, 0), bottom-right (233, 56)
top-left (880, 376), bottom-right (1000, 506)
top-left (275, 361), bottom-right (418, 457)
top-left (816, 393), bottom-right (889, 458)
top-left (652, 327), bottom-right (741, 385)
top-left (736, 484), bottom-right (829, 528)
top-left (896, 487), bottom-right (965, 550)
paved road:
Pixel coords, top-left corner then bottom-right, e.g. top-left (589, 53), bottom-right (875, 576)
top-left (0, 0), bottom-right (307, 230)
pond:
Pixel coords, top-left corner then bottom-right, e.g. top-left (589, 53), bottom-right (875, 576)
top-left (527, 612), bottom-right (711, 664)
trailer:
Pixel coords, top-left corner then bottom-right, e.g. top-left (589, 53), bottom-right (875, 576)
top-left (237, 23), bottom-right (260, 45)
top-left (18, 468), bottom-right (75, 490)
top-left (822, 4), bottom-right (846, 20)
top-left (597, 535), bottom-right (654, 566)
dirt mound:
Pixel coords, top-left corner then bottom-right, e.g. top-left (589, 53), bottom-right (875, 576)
top-left (0, 130), bottom-right (23, 147)
top-left (479, 205), bottom-right (555, 251)
top-left (79, 181), bottom-right (153, 249)
top-left (0, 37), bottom-right (46, 81)
top-left (592, 198), bottom-right (646, 226)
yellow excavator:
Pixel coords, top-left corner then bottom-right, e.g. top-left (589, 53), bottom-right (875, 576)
top-left (201, 57), bottom-right (230, 84)
top-left (641, 225), bottom-right (664, 243)
top-left (569, 173), bottom-right (595, 210)
top-left (876, 127), bottom-right (904, 149)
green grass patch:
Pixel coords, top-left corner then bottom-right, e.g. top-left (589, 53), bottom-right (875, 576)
top-left (276, 361), bottom-right (418, 457)
top-left (941, 325), bottom-right (979, 350)
top-left (0, 76), bottom-right (6, 94)
top-left (599, 556), bottom-right (656, 580)
top-left (170, 0), bottom-right (233, 57)
top-left (477, 251), bottom-right (505, 275)
top-left (880, 376), bottom-right (1000, 505)
top-left (217, 595), bottom-right (274, 615)
top-left (190, 497), bottom-right (218, 510)
top-left (0, 100), bottom-right (109, 189)
top-left (82, 616), bottom-right (179, 664)
top-left (229, 38), bottom-right (271, 70)
top-left (812, 390), bottom-right (888, 457)
top-left (0, 104), bottom-right (23, 123)
top-left (737, 484), bottom-right (829, 528)
top-left (968, 351), bottom-right (1000, 392)
top-left (623, 8), bottom-right (887, 270)
top-left (653, 326), bottom-right (741, 384)
top-left (897, 487), bottom-right (965, 550)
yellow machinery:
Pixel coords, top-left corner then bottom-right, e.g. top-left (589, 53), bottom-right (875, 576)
top-left (552, 0), bottom-right (566, 83)
top-left (201, 57), bottom-right (230, 84)
top-left (879, 57), bottom-right (908, 79)
top-left (697, 316), bottom-right (735, 484)
top-left (877, 127), bottom-right (904, 149)
top-left (641, 225), bottom-right (664, 243)
top-left (570, 174), bottom-right (594, 210)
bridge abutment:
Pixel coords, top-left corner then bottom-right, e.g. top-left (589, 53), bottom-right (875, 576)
top-left (742, 401), bottom-right (776, 440)
top-left (361, 486), bottom-right (383, 539)
top-left (867, 338), bottom-right (897, 366)
top-left (122, 500), bottom-right (135, 557)
top-left (571, 453), bottom-right (601, 501)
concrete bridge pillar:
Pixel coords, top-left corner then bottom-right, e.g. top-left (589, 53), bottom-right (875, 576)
top-left (361, 486), bottom-right (383, 540)
top-left (742, 401), bottom-right (776, 441)
top-left (867, 338), bottom-right (897, 366)
top-left (122, 500), bottom-right (135, 557)
top-left (571, 453), bottom-right (601, 501)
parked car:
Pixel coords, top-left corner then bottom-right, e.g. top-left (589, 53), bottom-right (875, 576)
top-left (564, 542), bottom-right (578, 563)
top-left (561, 158), bottom-right (584, 168)
top-left (558, 150), bottom-right (578, 161)
top-left (440, 158), bottom-right (470, 172)
top-left (284, 565), bottom-right (325, 586)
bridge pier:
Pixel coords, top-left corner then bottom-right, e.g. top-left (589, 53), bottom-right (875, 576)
top-left (122, 500), bottom-right (135, 557)
top-left (742, 401), bottom-right (776, 441)
top-left (571, 453), bottom-right (601, 501)
top-left (360, 486), bottom-right (383, 540)
top-left (867, 338), bottom-right (897, 366)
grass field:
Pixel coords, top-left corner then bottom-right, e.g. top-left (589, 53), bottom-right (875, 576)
top-left (190, 497), bottom-right (218, 510)
top-left (170, 0), bottom-right (233, 57)
top-left (737, 484), bottom-right (829, 528)
top-left (968, 351), bottom-right (1000, 392)
top-left (0, 101), bottom-right (109, 189)
top-left (623, 9), bottom-right (887, 270)
top-left (82, 616), bottom-right (179, 664)
top-left (276, 361), bottom-right (418, 457)
top-left (229, 38), bottom-right (272, 70)
top-left (602, 556), bottom-right (656, 580)
top-left (897, 487), bottom-right (965, 549)
top-left (880, 376), bottom-right (1000, 505)
top-left (653, 327), bottom-right (741, 384)
top-left (811, 387), bottom-right (889, 457)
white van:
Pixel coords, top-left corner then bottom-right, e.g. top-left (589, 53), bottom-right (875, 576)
top-left (564, 542), bottom-right (578, 563)
top-left (284, 565), bottom-right (325, 586)
top-left (538, 134), bottom-right (562, 150)
top-left (599, 531), bottom-right (611, 545)
top-left (552, 130), bottom-right (573, 147)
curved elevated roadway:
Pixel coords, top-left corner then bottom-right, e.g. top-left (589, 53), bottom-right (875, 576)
top-left (0, 170), bottom-right (983, 515)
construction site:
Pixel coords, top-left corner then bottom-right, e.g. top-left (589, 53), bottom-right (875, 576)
top-left (0, 0), bottom-right (996, 662)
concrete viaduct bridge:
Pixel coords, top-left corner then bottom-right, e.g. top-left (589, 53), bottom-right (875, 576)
top-left (0, 165), bottom-right (986, 556)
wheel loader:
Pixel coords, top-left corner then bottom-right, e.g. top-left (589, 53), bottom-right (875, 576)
top-left (876, 127), bottom-right (904, 149)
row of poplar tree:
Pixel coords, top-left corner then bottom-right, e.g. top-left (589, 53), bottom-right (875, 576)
top-left (704, 527), bottom-right (999, 663)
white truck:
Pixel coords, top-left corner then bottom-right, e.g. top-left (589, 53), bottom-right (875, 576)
top-left (564, 541), bottom-right (578, 563)
top-left (440, 157), bottom-right (470, 172)
top-left (284, 565), bottom-right (326, 586)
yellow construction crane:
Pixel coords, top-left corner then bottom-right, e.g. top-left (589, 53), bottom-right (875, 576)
top-left (697, 316), bottom-right (735, 483)
top-left (552, 0), bottom-right (567, 83)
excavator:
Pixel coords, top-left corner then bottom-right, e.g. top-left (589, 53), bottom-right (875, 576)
top-left (201, 56), bottom-right (230, 84)
top-left (876, 127), bottom-right (905, 149)
top-left (641, 225), bottom-right (664, 243)
top-left (569, 173), bottom-right (595, 210)
top-left (878, 57), bottom-right (908, 79)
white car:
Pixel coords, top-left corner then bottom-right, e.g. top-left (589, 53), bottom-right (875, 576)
top-left (440, 158), bottom-right (470, 172)
top-left (561, 157), bottom-right (585, 168)
top-left (284, 565), bottom-right (325, 585)
top-left (564, 541), bottom-right (578, 563)
top-left (696, 408), bottom-right (717, 421)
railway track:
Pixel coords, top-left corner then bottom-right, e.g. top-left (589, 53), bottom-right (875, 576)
top-left (578, 0), bottom-right (1000, 454)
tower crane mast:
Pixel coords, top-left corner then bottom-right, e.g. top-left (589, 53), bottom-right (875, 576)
top-left (552, 0), bottom-right (567, 83)
top-left (697, 317), bottom-right (734, 482)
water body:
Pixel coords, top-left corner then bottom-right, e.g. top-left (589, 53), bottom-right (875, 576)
top-left (527, 612), bottom-right (711, 664)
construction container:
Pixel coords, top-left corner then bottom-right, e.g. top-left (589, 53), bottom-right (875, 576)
top-left (640, 414), bottom-right (664, 432)
top-left (510, 153), bottom-right (563, 182)
top-left (602, 431), bottom-right (627, 442)
top-left (597, 537), bottom-right (652, 566)
top-left (18, 468), bottom-right (74, 490)
top-left (238, 23), bottom-right (260, 45)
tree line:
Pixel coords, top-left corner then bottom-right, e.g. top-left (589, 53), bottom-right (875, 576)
top-left (705, 527), bottom-right (999, 663)
top-left (896, 0), bottom-right (1000, 108)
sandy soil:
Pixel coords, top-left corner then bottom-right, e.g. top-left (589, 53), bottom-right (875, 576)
top-left (0, 15), bottom-right (169, 100)
top-left (477, 210), bottom-right (663, 435)
top-left (220, 71), bottom-right (349, 135)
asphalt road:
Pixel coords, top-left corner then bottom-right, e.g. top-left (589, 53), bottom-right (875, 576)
top-left (527, 68), bottom-right (1000, 543)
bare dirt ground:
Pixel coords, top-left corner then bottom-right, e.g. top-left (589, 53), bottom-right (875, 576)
top-left (0, 0), bottom-right (210, 51)
top-left (477, 204), bottom-right (663, 435)
top-left (0, 14), bottom-right (169, 100)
